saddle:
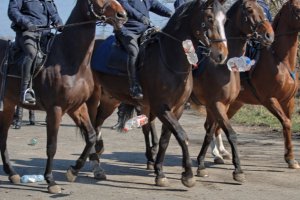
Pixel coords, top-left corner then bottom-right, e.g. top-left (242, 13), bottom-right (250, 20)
top-left (7, 33), bottom-right (54, 78)
top-left (92, 27), bottom-right (159, 75)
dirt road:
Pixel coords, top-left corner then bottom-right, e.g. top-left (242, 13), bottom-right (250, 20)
top-left (0, 109), bottom-right (299, 200)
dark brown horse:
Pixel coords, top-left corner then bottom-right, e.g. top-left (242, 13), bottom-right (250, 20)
top-left (87, 0), bottom-right (229, 188)
top-left (211, 0), bottom-right (300, 169)
top-left (190, 0), bottom-right (274, 182)
top-left (0, 0), bottom-right (127, 194)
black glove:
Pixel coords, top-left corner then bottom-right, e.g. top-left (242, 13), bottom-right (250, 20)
top-left (141, 16), bottom-right (151, 26)
top-left (54, 23), bottom-right (64, 32)
top-left (26, 23), bottom-right (37, 32)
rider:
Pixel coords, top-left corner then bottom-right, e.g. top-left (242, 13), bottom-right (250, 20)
top-left (258, 0), bottom-right (273, 22)
top-left (8, 0), bottom-right (63, 105)
top-left (116, 0), bottom-right (173, 100)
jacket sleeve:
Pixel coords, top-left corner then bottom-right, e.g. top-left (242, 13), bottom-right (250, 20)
top-left (47, 0), bottom-right (63, 25)
top-left (118, 0), bottom-right (144, 21)
top-left (7, 0), bottom-right (32, 28)
top-left (149, 0), bottom-right (173, 17)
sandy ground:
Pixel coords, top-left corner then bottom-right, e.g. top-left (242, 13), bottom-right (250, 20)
top-left (0, 109), bottom-right (300, 200)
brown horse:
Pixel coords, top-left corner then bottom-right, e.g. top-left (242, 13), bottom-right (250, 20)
top-left (211, 0), bottom-right (300, 169)
top-left (0, 0), bottom-right (127, 194)
top-left (87, 0), bottom-right (229, 188)
top-left (190, 0), bottom-right (274, 182)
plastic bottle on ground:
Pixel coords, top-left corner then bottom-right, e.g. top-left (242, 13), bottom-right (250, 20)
top-left (182, 40), bottom-right (198, 66)
top-left (20, 174), bottom-right (44, 183)
top-left (123, 115), bottom-right (148, 132)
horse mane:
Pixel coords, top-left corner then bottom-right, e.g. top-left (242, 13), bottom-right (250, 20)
top-left (226, 0), bottom-right (241, 19)
top-left (272, 2), bottom-right (287, 31)
top-left (163, 0), bottom-right (224, 32)
top-left (162, 0), bottom-right (199, 31)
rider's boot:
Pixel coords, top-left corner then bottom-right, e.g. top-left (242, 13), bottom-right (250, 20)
top-left (29, 110), bottom-right (35, 125)
top-left (128, 60), bottom-right (143, 100)
top-left (111, 103), bottom-right (126, 130)
top-left (13, 106), bottom-right (23, 129)
top-left (20, 56), bottom-right (35, 105)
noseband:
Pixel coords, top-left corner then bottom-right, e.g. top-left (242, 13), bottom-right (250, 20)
top-left (88, 0), bottom-right (109, 22)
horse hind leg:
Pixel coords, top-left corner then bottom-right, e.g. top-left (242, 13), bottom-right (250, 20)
top-left (263, 98), bottom-right (299, 169)
top-left (142, 117), bottom-right (158, 170)
top-left (0, 104), bottom-right (21, 183)
top-left (12, 106), bottom-right (23, 129)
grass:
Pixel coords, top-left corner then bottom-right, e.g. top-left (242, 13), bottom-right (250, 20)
top-left (231, 102), bottom-right (300, 133)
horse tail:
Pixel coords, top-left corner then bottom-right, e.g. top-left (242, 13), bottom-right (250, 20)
top-left (117, 104), bottom-right (135, 132)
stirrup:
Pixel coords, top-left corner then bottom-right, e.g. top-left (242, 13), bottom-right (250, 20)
top-left (22, 88), bottom-right (36, 105)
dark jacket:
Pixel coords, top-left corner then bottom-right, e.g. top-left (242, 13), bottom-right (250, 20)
top-left (118, 0), bottom-right (172, 35)
top-left (257, 0), bottom-right (272, 22)
top-left (8, 0), bottom-right (63, 32)
top-left (174, 0), bottom-right (191, 9)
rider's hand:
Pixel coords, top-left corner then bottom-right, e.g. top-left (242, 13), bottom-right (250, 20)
top-left (54, 23), bottom-right (64, 32)
top-left (141, 16), bottom-right (150, 26)
top-left (26, 23), bottom-right (37, 32)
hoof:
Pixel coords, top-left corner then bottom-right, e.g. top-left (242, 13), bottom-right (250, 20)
top-left (196, 168), bottom-right (209, 177)
top-left (288, 160), bottom-right (300, 169)
top-left (221, 152), bottom-right (231, 160)
top-left (94, 170), bottom-right (107, 180)
top-left (9, 174), bottom-right (20, 184)
top-left (48, 185), bottom-right (62, 194)
top-left (146, 162), bottom-right (154, 170)
top-left (214, 157), bottom-right (225, 164)
top-left (155, 177), bottom-right (169, 187)
top-left (181, 176), bottom-right (196, 188)
top-left (233, 171), bottom-right (246, 183)
top-left (66, 167), bottom-right (77, 182)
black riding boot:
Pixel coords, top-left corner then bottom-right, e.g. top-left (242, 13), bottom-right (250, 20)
top-left (20, 56), bottom-right (36, 105)
top-left (29, 110), bottom-right (35, 125)
top-left (13, 106), bottom-right (23, 129)
top-left (111, 103), bottom-right (127, 130)
top-left (128, 62), bottom-right (143, 99)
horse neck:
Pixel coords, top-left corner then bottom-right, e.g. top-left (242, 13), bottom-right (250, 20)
top-left (225, 19), bottom-right (247, 58)
top-left (272, 21), bottom-right (299, 71)
top-left (159, 25), bottom-right (193, 72)
top-left (58, 1), bottom-right (96, 68)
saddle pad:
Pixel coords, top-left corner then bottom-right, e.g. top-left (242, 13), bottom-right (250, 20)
top-left (91, 35), bottom-right (127, 76)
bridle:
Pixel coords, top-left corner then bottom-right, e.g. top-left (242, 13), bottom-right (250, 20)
top-left (88, 0), bottom-right (110, 22)
top-left (241, 3), bottom-right (269, 41)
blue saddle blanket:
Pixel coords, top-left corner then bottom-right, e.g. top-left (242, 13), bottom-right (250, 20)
top-left (91, 35), bottom-right (127, 75)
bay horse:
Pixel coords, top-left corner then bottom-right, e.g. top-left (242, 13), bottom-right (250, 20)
top-left (87, 0), bottom-right (229, 188)
top-left (190, 0), bottom-right (274, 182)
top-left (210, 0), bottom-right (300, 169)
top-left (0, 0), bottom-right (127, 194)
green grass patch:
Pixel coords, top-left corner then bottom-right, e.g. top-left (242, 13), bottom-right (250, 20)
top-left (232, 104), bottom-right (300, 133)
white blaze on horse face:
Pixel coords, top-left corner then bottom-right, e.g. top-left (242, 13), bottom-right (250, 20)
top-left (215, 9), bottom-right (227, 48)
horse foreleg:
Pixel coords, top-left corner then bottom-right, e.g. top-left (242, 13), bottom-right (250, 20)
top-left (156, 108), bottom-right (195, 188)
top-left (263, 98), bottom-right (299, 169)
top-left (45, 106), bottom-right (62, 194)
top-left (0, 104), bottom-right (20, 183)
top-left (67, 103), bottom-right (97, 182)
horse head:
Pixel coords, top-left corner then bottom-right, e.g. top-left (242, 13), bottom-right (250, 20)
top-left (87, 0), bottom-right (127, 30)
top-left (191, 0), bottom-right (228, 64)
top-left (282, 0), bottom-right (300, 29)
top-left (232, 0), bottom-right (274, 46)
